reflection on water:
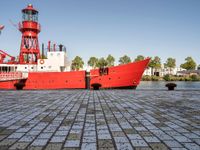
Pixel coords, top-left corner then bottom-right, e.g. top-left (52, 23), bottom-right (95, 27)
top-left (137, 81), bottom-right (200, 90)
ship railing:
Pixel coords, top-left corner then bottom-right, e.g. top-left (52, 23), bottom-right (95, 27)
top-left (0, 72), bottom-right (28, 81)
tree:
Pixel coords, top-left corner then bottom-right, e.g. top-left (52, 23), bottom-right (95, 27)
top-left (180, 57), bottom-right (196, 70)
top-left (119, 55), bottom-right (131, 65)
top-left (154, 56), bottom-right (161, 70)
top-left (106, 54), bottom-right (115, 67)
top-left (134, 55), bottom-right (145, 62)
top-left (148, 57), bottom-right (155, 76)
top-left (97, 57), bottom-right (108, 68)
top-left (164, 57), bottom-right (176, 74)
top-left (87, 57), bottom-right (98, 69)
top-left (71, 56), bottom-right (84, 71)
top-left (148, 56), bottom-right (161, 76)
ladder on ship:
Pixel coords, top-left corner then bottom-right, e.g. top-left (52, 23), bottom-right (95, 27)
top-left (0, 72), bottom-right (28, 81)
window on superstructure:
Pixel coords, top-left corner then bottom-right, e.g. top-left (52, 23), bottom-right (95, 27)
top-left (22, 10), bottom-right (38, 22)
top-left (1, 66), bottom-right (8, 72)
top-left (10, 67), bottom-right (14, 72)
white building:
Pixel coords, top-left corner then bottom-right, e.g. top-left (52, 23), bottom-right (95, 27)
top-left (143, 66), bottom-right (186, 77)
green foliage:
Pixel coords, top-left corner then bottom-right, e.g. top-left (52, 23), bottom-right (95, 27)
top-left (87, 57), bottom-right (98, 69)
top-left (184, 76), bottom-right (193, 81)
top-left (190, 74), bottom-right (200, 81)
top-left (162, 74), bottom-right (200, 81)
top-left (143, 74), bottom-right (200, 81)
top-left (180, 57), bottom-right (196, 70)
top-left (153, 56), bottom-right (161, 69)
top-left (134, 55), bottom-right (145, 62)
top-left (148, 57), bottom-right (154, 68)
top-left (163, 74), bottom-right (177, 81)
top-left (163, 74), bottom-right (171, 81)
top-left (151, 75), bottom-right (160, 81)
top-left (119, 55), bottom-right (131, 65)
top-left (142, 75), bottom-right (152, 81)
top-left (148, 56), bottom-right (161, 69)
top-left (147, 56), bottom-right (161, 75)
top-left (97, 57), bottom-right (108, 68)
top-left (164, 57), bottom-right (176, 71)
top-left (71, 56), bottom-right (84, 71)
top-left (106, 54), bottom-right (115, 67)
top-left (142, 75), bottom-right (161, 81)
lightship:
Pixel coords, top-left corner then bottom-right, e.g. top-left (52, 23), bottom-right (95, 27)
top-left (0, 4), bottom-right (150, 90)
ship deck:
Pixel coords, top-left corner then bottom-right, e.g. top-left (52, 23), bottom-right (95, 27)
top-left (0, 90), bottom-right (200, 150)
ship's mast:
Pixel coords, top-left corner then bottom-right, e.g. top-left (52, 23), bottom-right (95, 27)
top-left (18, 4), bottom-right (41, 64)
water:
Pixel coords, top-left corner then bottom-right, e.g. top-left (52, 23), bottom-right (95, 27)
top-left (137, 81), bottom-right (200, 90)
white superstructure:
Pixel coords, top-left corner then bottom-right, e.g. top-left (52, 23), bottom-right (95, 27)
top-left (0, 50), bottom-right (69, 73)
top-left (37, 51), bottom-right (68, 72)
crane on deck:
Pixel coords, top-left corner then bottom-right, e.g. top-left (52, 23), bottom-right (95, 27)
top-left (0, 25), bottom-right (4, 35)
top-left (0, 50), bottom-right (15, 64)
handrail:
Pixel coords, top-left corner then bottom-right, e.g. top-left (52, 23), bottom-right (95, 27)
top-left (0, 72), bottom-right (28, 81)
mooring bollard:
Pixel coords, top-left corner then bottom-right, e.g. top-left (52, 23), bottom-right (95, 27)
top-left (91, 83), bottom-right (101, 90)
top-left (165, 83), bottom-right (177, 91)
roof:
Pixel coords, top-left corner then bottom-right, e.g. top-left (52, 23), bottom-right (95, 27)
top-left (178, 70), bottom-right (200, 74)
top-left (22, 4), bottom-right (38, 13)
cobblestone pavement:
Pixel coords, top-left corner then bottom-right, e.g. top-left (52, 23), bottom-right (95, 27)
top-left (0, 90), bottom-right (200, 150)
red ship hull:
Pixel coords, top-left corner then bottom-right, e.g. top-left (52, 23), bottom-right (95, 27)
top-left (90, 58), bottom-right (150, 89)
top-left (0, 58), bottom-right (150, 90)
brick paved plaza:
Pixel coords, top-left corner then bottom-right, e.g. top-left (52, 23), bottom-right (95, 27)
top-left (0, 90), bottom-right (200, 150)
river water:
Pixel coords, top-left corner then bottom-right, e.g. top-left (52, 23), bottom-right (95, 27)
top-left (137, 81), bottom-right (200, 90)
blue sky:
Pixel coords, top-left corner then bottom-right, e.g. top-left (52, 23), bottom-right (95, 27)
top-left (0, 0), bottom-right (200, 66)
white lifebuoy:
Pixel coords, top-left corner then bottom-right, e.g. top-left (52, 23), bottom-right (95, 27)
top-left (40, 59), bottom-right (45, 64)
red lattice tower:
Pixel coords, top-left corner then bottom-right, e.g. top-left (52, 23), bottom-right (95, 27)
top-left (19, 4), bottom-right (41, 64)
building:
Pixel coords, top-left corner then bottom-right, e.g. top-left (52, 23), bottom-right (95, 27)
top-left (177, 70), bottom-right (200, 76)
top-left (143, 66), bottom-right (186, 77)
